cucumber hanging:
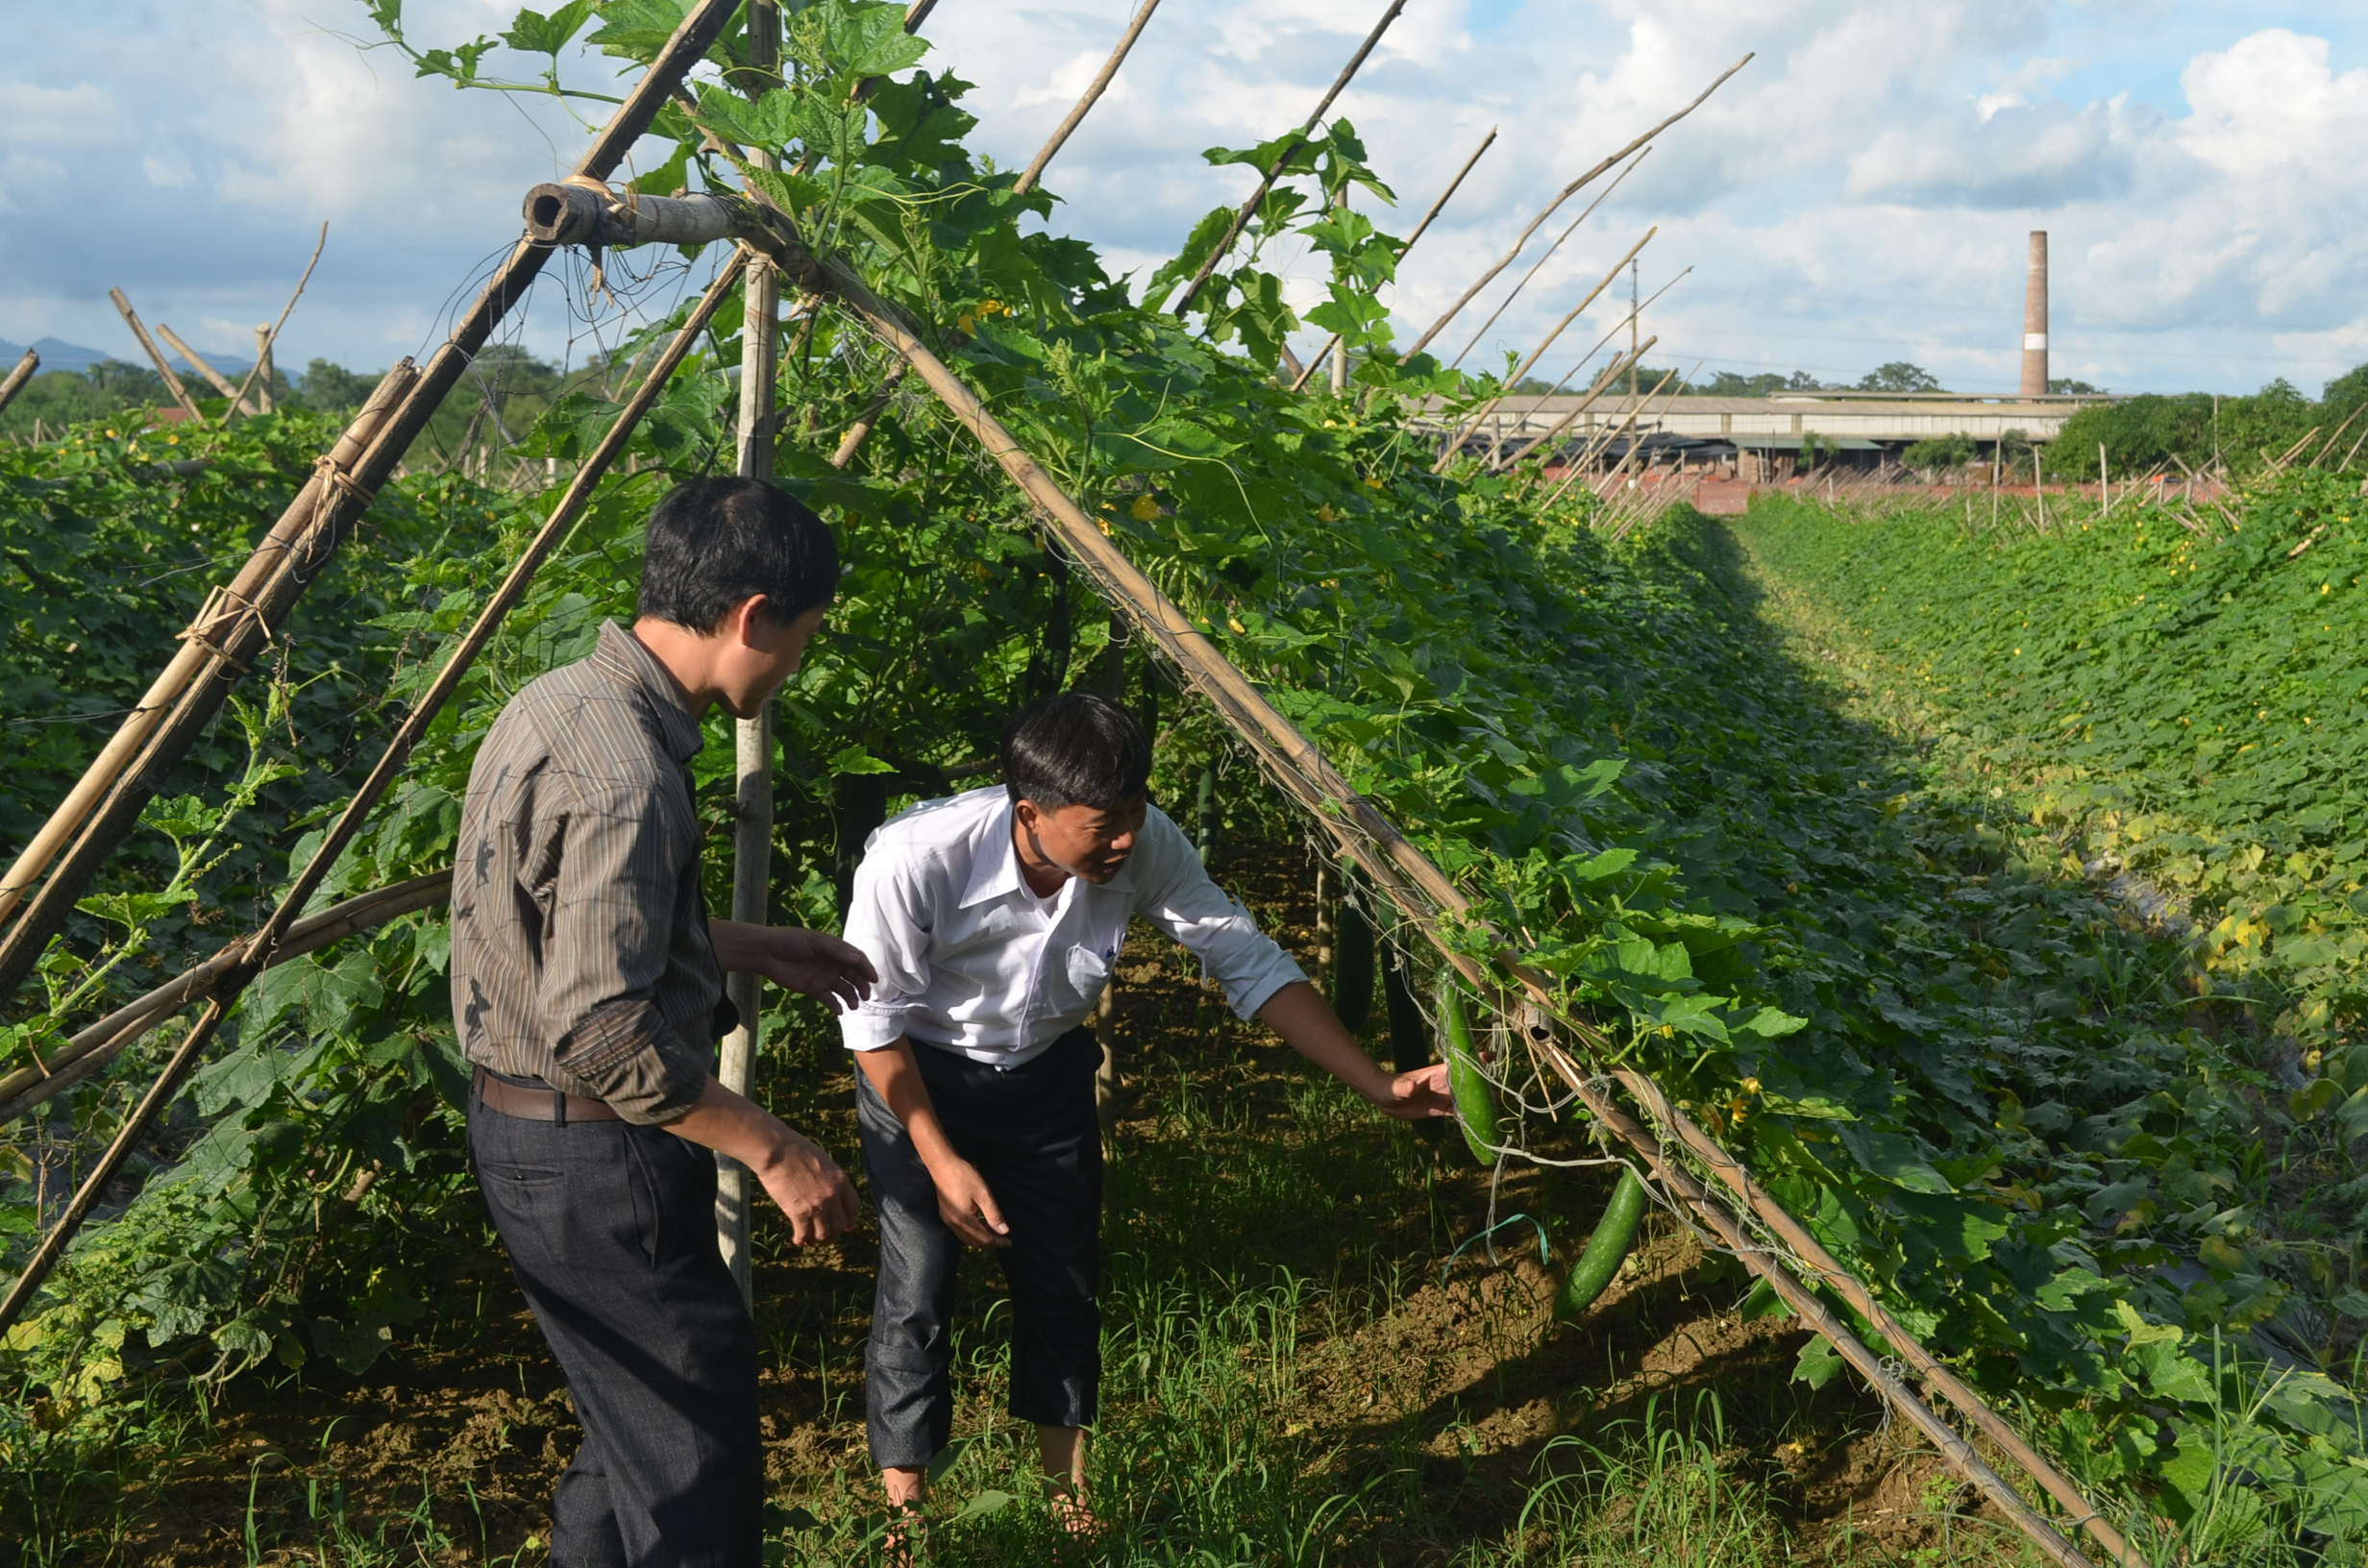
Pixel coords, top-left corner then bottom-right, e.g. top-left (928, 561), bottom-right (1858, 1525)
top-left (1554, 1168), bottom-right (1649, 1321)
top-left (1382, 941), bottom-right (1429, 1075)
top-left (1434, 967), bottom-right (1499, 1164)
top-left (1331, 894), bottom-right (1375, 1031)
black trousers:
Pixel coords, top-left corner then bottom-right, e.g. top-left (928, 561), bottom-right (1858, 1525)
top-left (470, 1091), bottom-right (760, 1568)
top-left (857, 1027), bottom-right (1103, 1470)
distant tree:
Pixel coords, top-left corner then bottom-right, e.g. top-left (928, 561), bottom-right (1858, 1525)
top-left (297, 358), bottom-right (380, 413)
top-left (1901, 434), bottom-right (1977, 472)
top-left (2049, 377), bottom-right (2105, 395)
top-left (1696, 369), bottom-right (1820, 397)
top-left (2321, 362), bottom-right (2368, 419)
top-left (2257, 377), bottom-right (2305, 404)
top-left (1855, 361), bottom-right (1941, 393)
top-left (0, 360), bottom-right (168, 440)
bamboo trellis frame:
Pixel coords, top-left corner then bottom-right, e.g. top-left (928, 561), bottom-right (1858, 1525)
top-left (1404, 53), bottom-right (1750, 359)
top-left (0, 0), bottom-right (744, 1007)
top-left (628, 180), bottom-right (2133, 1564)
top-left (1, 25), bottom-right (2143, 1568)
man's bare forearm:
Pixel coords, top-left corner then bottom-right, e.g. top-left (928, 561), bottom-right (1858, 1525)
top-left (854, 1040), bottom-right (963, 1170)
top-left (1255, 981), bottom-right (1394, 1099)
top-left (660, 1073), bottom-right (800, 1172)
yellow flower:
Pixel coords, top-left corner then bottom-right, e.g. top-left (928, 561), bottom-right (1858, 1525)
top-left (956, 312), bottom-right (976, 333)
top-left (104, 429), bottom-right (118, 438)
top-left (979, 299), bottom-right (1005, 316)
top-left (1363, 475), bottom-right (1382, 489)
top-left (165, 434), bottom-right (180, 446)
top-left (1097, 518), bottom-right (1112, 536)
top-left (1227, 615), bottom-right (1246, 633)
top-left (1129, 494), bottom-right (1161, 523)
top-left (1317, 502), bottom-right (1338, 523)
top-left (1740, 1077), bottom-right (1762, 1095)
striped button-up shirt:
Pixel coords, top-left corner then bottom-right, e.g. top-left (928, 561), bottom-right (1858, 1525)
top-left (450, 620), bottom-right (725, 1124)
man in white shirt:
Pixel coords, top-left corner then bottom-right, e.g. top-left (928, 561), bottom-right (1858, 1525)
top-left (840, 692), bottom-right (1451, 1541)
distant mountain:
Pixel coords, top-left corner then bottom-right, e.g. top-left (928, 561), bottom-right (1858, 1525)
top-left (1, 335), bottom-right (253, 378)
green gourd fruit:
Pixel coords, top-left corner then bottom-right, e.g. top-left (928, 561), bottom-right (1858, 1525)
top-left (1331, 896), bottom-right (1375, 1032)
top-left (1434, 967), bottom-right (1498, 1164)
top-left (1555, 1168), bottom-right (1648, 1321)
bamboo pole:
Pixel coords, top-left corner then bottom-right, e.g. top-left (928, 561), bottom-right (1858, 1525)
top-left (223, 225), bottom-right (327, 427)
top-left (154, 325), bottom-right (259, 417)
top-left (0, 349), bottom-right (39, 418)
top-left (1166, 0), bottom-right (1410, 316)
top-left (0, 0), bottom-right (741, 1008)
top-left (716, 0), bottom-right (784, 1313)
top-left (0, 252), bottom-right (749, 1340)
top-left (1012, 0), bottom-right (1165, 196)
top-left (1494, 267), bottom-right (1690, 471)
top-left (1432, 228), bottom-right (1654, 472)
top-left (1496, 337), bottom-right (1653, 472)
top-left (1447, 146), bottom-right (1649, 373)
top-left (0, 873), bottom-right (453, 1128)
top-left (109, 289), bottom-right (204, 421)
top-left (254, 325), bottom-right (277, 414)
top-left (1404, 53), bottom-right (1750, 359)
top-left (1541, 368), bottom-right (1680, 510)
top-left (829, 361), bottom-right (906, 469)
top-left (1292, 126), bottom-right (1496, 394)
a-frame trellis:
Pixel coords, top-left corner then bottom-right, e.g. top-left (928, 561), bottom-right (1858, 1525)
top-left (0, 9), bottom-right (2138, 1566)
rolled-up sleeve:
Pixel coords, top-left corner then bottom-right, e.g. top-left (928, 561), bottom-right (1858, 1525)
top-left (533, 786), bottom-right (711, 1124)
top-left (839, 845), bottom-right (937, 1051)
top-left (1135, 811), bottom-right (1306, 1020)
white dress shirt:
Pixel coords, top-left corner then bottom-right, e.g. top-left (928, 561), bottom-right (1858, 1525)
top-left (838, 786), bottom-right (1308, 1066)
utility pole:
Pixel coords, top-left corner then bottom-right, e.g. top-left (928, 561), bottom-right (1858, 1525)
top-left (716, 0), bottom-right (779, 1312)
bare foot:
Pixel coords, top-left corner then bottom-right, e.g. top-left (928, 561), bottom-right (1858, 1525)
top-left (882, 1504), bottom-right (928, 1567)
top-left (1048, 1488), bottom-right (1106, 1544)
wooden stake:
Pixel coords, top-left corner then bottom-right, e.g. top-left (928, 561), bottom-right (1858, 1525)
top-left (1496, 266), bottom-right (1689, 470)
top-left (1292, 126), bottom-right (1496, 393)
top-left (1497, 336), bottom-right (1654, 471)
top-left (1167, 1), bottom-right (1410, 316)
top-left (0, 0), bottom-right (742, 1007)
top-left (108, 289), bottom-right (204, 421)
top-left (1432, 228), bottom-right (1654, 472)
top-left (829, 361), bottom-right (907, 469)
top-left (0, 872), bottom-right (452, 1126)
top-left (1404, 53), bottom-right (1750, 358)
top-left (254, 324), bottom-right (277, 414)
top-left (1447, 146), bottom-right (1650, 372)
top-left (0, 349), bottom-right (36, 419)
top-left (1013, 0), bottom-right (1165, 196)
top-left (223, 224), bottom-right (327, 426)
top-left (717, 0), bottom-right (783, 1313)
top-left (0, 252), bottom-right (748, 1340)
top-left (154, 324), bottom-right (259, 416)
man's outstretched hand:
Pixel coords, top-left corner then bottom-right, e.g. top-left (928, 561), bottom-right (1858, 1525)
top-left (1371, 1062), bottom-right (1454, 1121)
top-left (711, 920), bottom-right (878, 1014)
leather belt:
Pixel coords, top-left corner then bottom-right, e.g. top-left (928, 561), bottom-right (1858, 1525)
top-left (473, 1066), bottom-right (620, 1123)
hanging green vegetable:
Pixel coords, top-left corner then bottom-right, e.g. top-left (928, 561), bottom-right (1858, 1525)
top-left (1555, 1168), bottom-right (1649, 1321)
top-left (1331, 890), bottom-right (1374, 1031)
top-left (1434, 966), bottom-right (1499, 1164)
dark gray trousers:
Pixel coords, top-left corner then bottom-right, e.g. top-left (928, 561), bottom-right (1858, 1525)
top-left (470, 1092), bottom-right (760, 1568)
top-left (857, 1027), bottom-right (1103, 1470)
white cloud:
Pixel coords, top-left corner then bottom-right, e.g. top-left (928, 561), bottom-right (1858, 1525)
top-left (2, 1), bottom-right (2363, 394)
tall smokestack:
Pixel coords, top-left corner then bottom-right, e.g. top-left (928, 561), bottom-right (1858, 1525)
top-left (2020, 230), bottom-right (2049, 399)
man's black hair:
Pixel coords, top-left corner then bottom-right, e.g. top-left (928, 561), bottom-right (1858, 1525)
top-left (637, 477), bottom-right (839, 631)
top-left (1002, 693), bottom-right (1152, 813)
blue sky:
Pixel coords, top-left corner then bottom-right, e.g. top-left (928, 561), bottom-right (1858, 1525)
top-left (3, 1), bottom-right (2363, 397)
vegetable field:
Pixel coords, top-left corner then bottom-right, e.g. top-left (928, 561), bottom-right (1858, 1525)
top-left (2, 2), bottom-right (2363, 1563)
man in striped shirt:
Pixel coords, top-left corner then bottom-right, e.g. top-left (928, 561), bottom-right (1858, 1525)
top-left (452, 478), bottom-right (875, 1567)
